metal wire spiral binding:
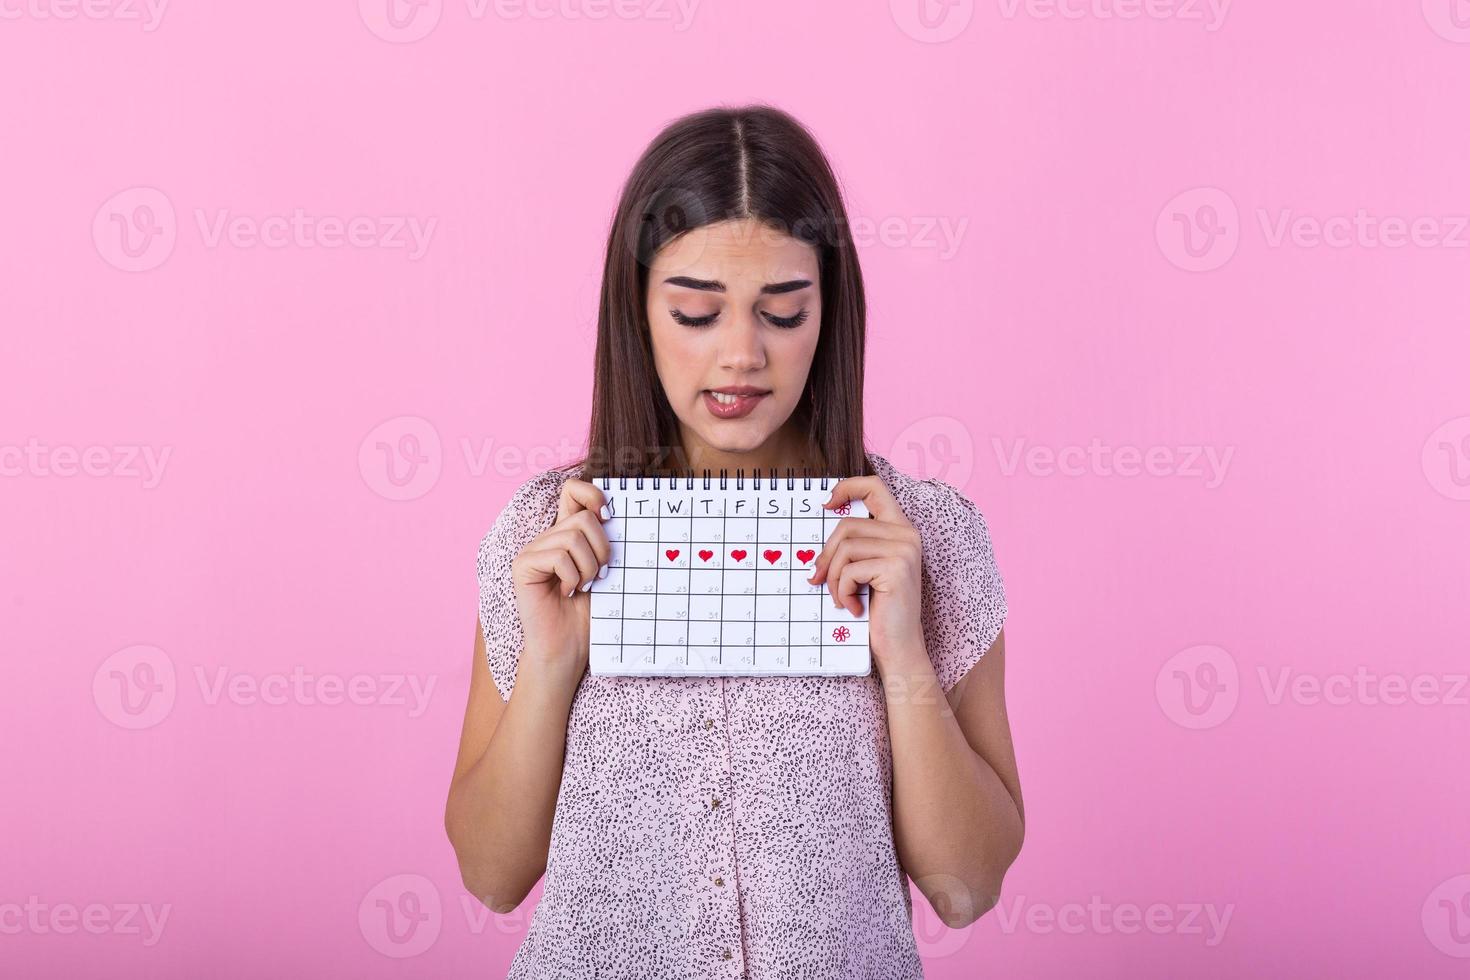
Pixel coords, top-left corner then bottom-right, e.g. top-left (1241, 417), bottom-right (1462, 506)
top-left (595, 468), bottom-right (836, 491)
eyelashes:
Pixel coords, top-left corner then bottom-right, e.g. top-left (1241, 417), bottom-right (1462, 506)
top-left (669, 308), bottom-right (811, 329)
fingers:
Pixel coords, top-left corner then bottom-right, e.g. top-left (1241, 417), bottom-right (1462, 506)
top-left (553, 511), bottom-right (612, 592)
top-left (823, 475), bottom-right (906, 525)
top-left (514, 543), bottom-right (588, 599)
top-left (558, 478), bottom-right (611, 524)
top-left (831, 558), bottom-right (886, 617)
top-left (517, 504), bottom-right (613, 598)
top-left (808, 519), bottom-right (918, 586)
top-left (810, 534), bottom-right (882, 596)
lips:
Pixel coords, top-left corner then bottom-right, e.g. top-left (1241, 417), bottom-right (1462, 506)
top-left (703, 389), bottom-right (768, 420)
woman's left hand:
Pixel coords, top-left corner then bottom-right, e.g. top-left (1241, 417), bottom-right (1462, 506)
top-left (806, 476), bottom-right (928, 674)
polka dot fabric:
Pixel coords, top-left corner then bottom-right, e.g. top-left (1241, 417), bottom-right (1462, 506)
top-left (474, 451), bottom-right (1007, 979)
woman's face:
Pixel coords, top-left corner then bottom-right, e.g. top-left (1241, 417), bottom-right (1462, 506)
top-left (646, 217), bottom-right (822, 470)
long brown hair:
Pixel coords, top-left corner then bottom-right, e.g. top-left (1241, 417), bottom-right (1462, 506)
top-left (557, 104), bottom-right (872, 482)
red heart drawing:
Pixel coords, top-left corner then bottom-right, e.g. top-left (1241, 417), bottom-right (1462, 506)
top-left (796, 549), bottom-right (815, 564)
top-left (698, 549), bottom-right (714, 562)
top-left (762, 549), bottom-right (782, 564)
top-left (665, 549), bottom-right (680, 561)
top-left (730, 550), bottom-right (747, 562)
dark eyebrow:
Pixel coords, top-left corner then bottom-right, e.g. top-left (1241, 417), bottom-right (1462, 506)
top-left (662, 276), bottom-right (813, 295)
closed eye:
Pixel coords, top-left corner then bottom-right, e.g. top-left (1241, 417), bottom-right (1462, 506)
top-left (668, 308), bottom-right (811, 329)
top-left (764, 309), bottom-right (810, 329)
top-left (669, 308), bottom-right (718, 327)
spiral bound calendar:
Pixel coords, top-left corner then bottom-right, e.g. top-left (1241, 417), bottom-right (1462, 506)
top-left (587, 472), bottom-right (871, 678)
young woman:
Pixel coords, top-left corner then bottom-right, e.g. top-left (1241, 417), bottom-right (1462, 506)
top-left (445, 104), bottom-right (1023, 980)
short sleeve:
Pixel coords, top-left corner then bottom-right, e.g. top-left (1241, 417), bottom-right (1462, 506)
top-left (915, 479), bottom-right (1008, 693)
top-left (475, 471), bottom-right (564, 700)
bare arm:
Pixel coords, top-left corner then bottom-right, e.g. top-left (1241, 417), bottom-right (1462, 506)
top-left (444, 479), bottom-right (610, 912)
top-left (444, 624), bottom-right (584, 912)
top-left (886, 628), bottom-right (1024, 928)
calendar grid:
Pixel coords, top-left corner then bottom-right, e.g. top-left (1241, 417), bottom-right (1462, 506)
top-left (685, 497), bottom-right (694, 664)
top-left (614, 491), bottom-right (623, 666)
top-left (718, 489), bottom-right (727, 666)
top-left (588, 474), bottom-right (870, 679)
top-left (788, 503), bottom-right (795, 667)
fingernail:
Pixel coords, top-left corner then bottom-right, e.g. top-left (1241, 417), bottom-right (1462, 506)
top-left (567, 586), bottom-right (576, 597)
top-left (581, 579), bottom-right (593, 592)
top-left (598, 564), bottom-right (609, 579)
top-left (598, 504), bottom-right (611, 520)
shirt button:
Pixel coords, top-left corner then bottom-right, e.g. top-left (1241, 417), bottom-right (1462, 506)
top-left (721, 949), bottom-right (733, 960)
top-left (713, 876), bottom-right (724, 886)
top-left (711, 797), bottom-right (721, 809)
top-left (704, 718), bottom-right (714, 729)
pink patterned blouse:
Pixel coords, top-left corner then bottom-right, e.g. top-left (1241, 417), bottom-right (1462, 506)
top-left (475, 450), bottom-right (1008, 980)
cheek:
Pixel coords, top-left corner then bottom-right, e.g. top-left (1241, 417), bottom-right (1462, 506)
top-left (649, 319), bottom-right (704, 387)
top-left (775, 323), bottom-right (821, 383)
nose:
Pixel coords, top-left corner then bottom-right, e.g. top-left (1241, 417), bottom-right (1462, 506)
top-left (717, 310), bottom-right (767, 372)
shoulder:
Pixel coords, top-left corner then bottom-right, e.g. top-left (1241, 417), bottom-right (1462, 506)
top-left (865, 450), bottom-right (994, 544)
top-left (475, 467), bottom-right (576, 572)
top-left (866, 451), bottom-right (1007, 689)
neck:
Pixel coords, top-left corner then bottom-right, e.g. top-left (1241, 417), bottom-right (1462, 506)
top-left (673, 424), bottom-right (824, 476)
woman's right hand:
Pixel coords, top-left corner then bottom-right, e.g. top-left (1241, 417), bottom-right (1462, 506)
top-left (509, 478), bottom-right (611, 680)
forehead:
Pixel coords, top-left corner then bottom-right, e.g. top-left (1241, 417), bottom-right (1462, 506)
top-left (650, 218), bottom-right (819, 283)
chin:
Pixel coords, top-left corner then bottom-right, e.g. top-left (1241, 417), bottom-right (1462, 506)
top-left (694, 425), bottom-right (772, 455)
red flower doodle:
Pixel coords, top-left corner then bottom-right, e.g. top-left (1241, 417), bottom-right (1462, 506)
top-left (832, 626), bottom-right (850, 643)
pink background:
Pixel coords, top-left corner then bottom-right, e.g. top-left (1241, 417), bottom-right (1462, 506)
top-left (4, 1), bottom-right (1469, 976)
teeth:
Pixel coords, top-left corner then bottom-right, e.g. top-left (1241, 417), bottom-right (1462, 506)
top-left (711, 391), bottom-right (743, 405)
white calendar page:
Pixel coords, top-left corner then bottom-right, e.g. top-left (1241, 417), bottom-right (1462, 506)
top-left (587, 475), bottom-right (871, 678)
